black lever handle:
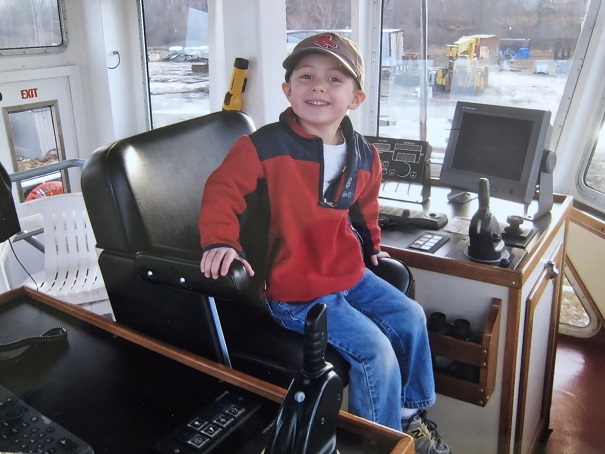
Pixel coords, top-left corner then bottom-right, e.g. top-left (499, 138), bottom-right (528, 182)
top-left (264, 303), bottom-right (342, 454)
top-left (303, 303), bottom-right (329, 378)
top-left (478, 177), bottom-right (490, 211)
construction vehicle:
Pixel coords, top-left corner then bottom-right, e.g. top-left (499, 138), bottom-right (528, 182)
top-left (432, 36), bottom-right (489, 95)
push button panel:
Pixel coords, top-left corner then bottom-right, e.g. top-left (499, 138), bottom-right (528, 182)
top-left (156, 390), bottom-right (262, 453)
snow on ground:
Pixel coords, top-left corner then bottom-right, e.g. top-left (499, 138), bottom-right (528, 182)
top-left (148, 61), bottom-right (210, 128)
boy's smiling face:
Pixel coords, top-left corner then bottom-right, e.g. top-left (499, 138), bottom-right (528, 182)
top-left (282, 53), bottom-right (366, 140)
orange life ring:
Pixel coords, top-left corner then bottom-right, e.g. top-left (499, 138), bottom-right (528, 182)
top-left (25, 181), bottom-right (64, 201)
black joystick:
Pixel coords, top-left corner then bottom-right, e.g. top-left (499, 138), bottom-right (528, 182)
top-left (265, 304), bottom-right (342, 454)
top-left (466, 178), bottom-right (510, 264)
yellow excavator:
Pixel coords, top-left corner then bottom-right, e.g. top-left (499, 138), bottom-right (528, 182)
top-left (433, 36), bottom-right (488, 95)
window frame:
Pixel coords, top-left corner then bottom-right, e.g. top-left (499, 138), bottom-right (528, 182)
top-left (0, 0), bottom-right (69, 57)
top-left (557, 0), bottom-right (605, 211)
top-left (576, 103), bottom-right (605, 208)
top-left (2, 100), bottom-right (70, 201)
top-left (559, 264), bottom-right (602, 338)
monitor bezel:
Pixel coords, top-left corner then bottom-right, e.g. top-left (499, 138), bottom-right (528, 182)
top-left (440, 101), bottom-right (552, 206)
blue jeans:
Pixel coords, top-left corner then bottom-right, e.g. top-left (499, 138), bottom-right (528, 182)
top-left (265, 268), bottom-right (436, 431)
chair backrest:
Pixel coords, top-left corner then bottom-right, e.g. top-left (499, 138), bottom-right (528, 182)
top-left (82, 110), bottom-right (256, 256)
top-left (80, 111), bottom-right (257, 361)
top-left (16, 193), bottom-right (108, 303)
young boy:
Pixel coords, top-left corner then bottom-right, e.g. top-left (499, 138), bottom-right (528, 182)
top-left (199, 32), bottom-right (451, 454)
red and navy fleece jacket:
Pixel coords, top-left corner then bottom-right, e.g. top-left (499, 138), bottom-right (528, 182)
top-left (199, 108), bottom-right (383, 303)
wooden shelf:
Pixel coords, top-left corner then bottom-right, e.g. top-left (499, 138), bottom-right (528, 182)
top-left (428, 298), bottom-right (501, 406)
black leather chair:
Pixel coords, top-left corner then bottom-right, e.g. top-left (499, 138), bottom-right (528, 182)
top-left (1, 161), bottom-right (21, 242)
top-left (81, 110), bottom-right (414, 388)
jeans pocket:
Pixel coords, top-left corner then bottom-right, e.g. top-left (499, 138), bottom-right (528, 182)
top-left (264, 299), bottom-right (290, 328)
top-left (265, 299), bottom-right (309, 333)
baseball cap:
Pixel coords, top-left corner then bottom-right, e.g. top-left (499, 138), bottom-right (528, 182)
top-left (283, 32), bottom-right (364, 89)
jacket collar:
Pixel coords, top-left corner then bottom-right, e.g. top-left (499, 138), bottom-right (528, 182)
top-left (279, 108), bottom-right (365, 210)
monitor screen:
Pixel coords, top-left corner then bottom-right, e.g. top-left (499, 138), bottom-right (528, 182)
top-left (440, 102), bottom-right (551, 206)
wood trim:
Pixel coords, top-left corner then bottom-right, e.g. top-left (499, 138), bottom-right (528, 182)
top-left (566, 205), bottom-right (605, 327)
top-left (498, 285), bottom-right (523, 454)
top-left (429, 299), bottom-right (501, 406)
top-left (335, 411), bottom-right (414, 452)
top-left (514, 242), bottom-right (563, 454)
top-left (0, 287), bottom-right (412, 452)
top-left (540, 245), bottom-right (564, 447)
top-left (516, 196), bottom-right (571, 285)
top-left (382, 246), bottom-right (523, 288)
top-left (570, 206), bottom-right (605, 240)
top-left (391, 436), bottom-right (417, 454)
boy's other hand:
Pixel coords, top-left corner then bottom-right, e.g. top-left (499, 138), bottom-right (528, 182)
top-left (370, 250), bottom-right (391, 267)
top-left (200, 247), bottom-right (255, 279)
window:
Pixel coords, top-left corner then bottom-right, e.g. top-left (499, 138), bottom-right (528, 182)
top-left (560, 272), bottom-right (590, 328)
top-left (0, 0), bottom-right (67, 55)
top-left (378, 0), bottom-right (590, 171)
top-left (142, 0), bottom-right (210, 128)
top-left (583, 118), bottom-right (605, 195)
top-left (285, 1), bottom-right (352, 57)
top-left (286, 1), bottom-right (351, 31)
top-left (3, 102), bottom-right (69, 201)
top-left (559, 265), bottom-right (601, 337)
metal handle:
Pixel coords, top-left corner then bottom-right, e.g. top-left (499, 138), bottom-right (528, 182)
top-left (545, 260), bottom-right (559, 279)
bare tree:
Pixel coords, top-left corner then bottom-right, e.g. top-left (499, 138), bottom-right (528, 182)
top-left (286, 0), bottom-right (350, 30)
top-left (140, 0), bottom-right (588, 56)
top-left (143, 0), bottom-right (208, 48)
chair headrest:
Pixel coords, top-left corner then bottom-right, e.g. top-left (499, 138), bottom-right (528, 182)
top-left (82, 111), bottom-right (256, 255)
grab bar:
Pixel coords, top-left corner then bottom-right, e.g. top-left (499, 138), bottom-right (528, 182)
top-left (9, 159), bottom-right (85, 183)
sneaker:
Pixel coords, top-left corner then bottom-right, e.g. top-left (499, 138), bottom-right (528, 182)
top-left (402, 410), bottom-right (451, 454)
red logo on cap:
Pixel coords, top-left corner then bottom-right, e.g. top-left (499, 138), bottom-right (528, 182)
top-left (314, 34), bottom-right (338, 49)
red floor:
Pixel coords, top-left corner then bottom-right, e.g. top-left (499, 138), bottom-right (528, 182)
top-left (537, 329), bottom-right (605, 454)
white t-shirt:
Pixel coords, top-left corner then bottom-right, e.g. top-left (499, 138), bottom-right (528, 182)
top-left (323, 141), bottom-right (347, 195)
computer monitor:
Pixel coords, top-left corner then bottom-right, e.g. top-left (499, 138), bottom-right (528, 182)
top-left (440, 102), bottom-right (552, 207)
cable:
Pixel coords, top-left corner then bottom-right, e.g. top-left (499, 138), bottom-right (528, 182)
top-left (0, 327), bottom-right (68, 364)
top-left (8, 238), bottom-right (38, 291)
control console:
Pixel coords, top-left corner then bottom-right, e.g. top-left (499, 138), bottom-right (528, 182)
top-left (367, 136), bottom-right (432, 203)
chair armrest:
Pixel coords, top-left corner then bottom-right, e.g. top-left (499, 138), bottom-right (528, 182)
top-left (369, 257), bottom-right (414, 296)
top-left (135, 246), bottom-right (250, 299)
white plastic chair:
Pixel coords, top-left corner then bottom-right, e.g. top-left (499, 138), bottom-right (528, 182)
top-left (0, 213), bottom-right (42, 293)
top-left (15, 193), bottom-right (109, 307)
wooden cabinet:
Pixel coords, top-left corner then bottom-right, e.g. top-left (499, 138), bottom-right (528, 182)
top-left (380, 190), bottom-right (571, 454)
top-left (429, 298), bottom-right (501, 407)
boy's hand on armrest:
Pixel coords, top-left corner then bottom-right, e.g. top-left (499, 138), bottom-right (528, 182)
top-left (201, 247), bottom-right (255, 279)
top-left (370, 250), bottom-right (391, 267)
